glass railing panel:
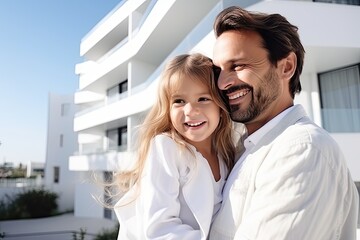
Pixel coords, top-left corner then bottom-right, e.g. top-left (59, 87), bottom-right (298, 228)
top-left (0, 177), bottom-right (43, 188)
top-left (75, 100), bottom-right (105, 117)
top-left (97, 35), bottom-right (129, 63)
top-left (107, 91), bottom-right (129, 104)
top-left (74, 145), bottom-right (128, 156)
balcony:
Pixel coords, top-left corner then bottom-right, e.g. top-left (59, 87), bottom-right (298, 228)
top-left (69, 147), bottom-right (132, 172)
top-left (80, 0), bottom-right (147, 60)
top-left (74, 68), bottom-right (159, 131)
top-left (78, 0), bottom-right (219, 91)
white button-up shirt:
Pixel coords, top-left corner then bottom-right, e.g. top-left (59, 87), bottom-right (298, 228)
top-left (210, 105), bottom-right (359, 240)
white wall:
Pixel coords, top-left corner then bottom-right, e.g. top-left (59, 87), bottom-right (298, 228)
top-left (74, 176), bottom-right (104, 218)
top-left (332, 133), bottom-right (360, 181)
top-left (44, 93), bottom-right (78, 212)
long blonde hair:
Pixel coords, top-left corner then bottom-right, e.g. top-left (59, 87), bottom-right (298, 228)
top-left (115, 53), bottom-right (235, 195)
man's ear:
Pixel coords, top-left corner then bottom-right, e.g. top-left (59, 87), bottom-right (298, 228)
top-left (279, 52), bottom-right (296, 81)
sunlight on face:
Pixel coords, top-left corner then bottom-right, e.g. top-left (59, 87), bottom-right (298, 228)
top-left (170, 77), bottom-right (221, 149)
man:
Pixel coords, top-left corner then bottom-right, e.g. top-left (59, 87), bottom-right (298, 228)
top-left (209, 6), bottom-right (359, 240)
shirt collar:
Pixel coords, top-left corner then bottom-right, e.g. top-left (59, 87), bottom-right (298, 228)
top-left (244, 106), bottom-right (294, 150)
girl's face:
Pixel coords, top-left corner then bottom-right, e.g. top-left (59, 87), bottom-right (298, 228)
top-left (170, 76), bottom-right (221, 149)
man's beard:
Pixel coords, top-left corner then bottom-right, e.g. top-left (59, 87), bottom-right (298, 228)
top-left (228, 68), bottom-right (280, 123)
top-left (229, 99), bottom-right (260, 123)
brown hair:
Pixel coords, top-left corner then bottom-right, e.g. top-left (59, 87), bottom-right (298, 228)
top-left (214, 6), bottom-right (305, 98)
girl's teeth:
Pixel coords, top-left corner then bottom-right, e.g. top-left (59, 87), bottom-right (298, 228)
top-left (187, 122), bottom-right (203, 127)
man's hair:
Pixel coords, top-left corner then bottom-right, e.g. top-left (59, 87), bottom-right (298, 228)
top-left (214, 6), bottom-right (305, 98)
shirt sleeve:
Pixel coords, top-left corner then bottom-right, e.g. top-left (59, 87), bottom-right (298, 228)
top-left (138, 135), bottom-right (202, 240)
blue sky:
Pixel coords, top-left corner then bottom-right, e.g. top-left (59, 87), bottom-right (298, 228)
top-left (0, 0), bottom-right (120, 166)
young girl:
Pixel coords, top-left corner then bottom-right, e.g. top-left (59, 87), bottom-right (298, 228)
top-left (114, 53), bottom-right (235, 239)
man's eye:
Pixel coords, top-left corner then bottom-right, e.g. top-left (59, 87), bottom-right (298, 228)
top-left (233, 64), bottom-right (246, 71)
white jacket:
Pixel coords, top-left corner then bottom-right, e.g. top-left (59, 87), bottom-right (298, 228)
top-left (210, 105), bottom-right (359, 240)
top-left (115, 134), bottom-right (227, 239)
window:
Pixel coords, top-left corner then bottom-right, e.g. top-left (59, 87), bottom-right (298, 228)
top-left (313, 0), bottom-right (360, 5)
top-left (106, 80), bottom-right (128, 103)
top-left (119, 126), bottom-right (127, 146)
top-left (106, 85), bottom-right (118, 100)
top-left (54, 167), bottom-right (60, 183)
top-left (61, 103), bottom-right (70, 116)
top-left (106, 126), bottom-right (127, 151)
top-left (318, 64), bottom-right (360, 132)
top-left (107, 129), bottom-right (118, 150)
top-left (119, 80), bottom-right (128, 93)
top-left (60, 134), bottom-right (64, 147)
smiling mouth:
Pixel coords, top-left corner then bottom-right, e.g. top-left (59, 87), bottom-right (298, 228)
top-left (185, 121), bottom-right (206, 127)
top-left (228, 88), bottom-right (250, 100)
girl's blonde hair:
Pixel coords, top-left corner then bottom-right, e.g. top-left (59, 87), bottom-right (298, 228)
top-left (114, 53), bottom-right (235, 196)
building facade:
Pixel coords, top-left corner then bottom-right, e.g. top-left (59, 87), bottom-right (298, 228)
top-left (44, 93), bottom-right (78, 213)
top-left (70, 0), bottom-right (360, 219)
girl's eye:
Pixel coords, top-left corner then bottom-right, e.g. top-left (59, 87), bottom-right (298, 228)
top-left (173, 99), bottom-right (185, 104)
top-left (199, 97), bottom-right (210, 102)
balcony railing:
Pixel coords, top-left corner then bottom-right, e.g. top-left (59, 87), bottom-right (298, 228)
top-left (75, 91), bottom-right (128, 117)
top-left (0, 229), bottom-right (97, 240)
top-left (0, 177), bottom-right (43, 188)
top-left (74, 145), bottom-right (128, 156)
top-left (74, 65), bottom-right (162, 118)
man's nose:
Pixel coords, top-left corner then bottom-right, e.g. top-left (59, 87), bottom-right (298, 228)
top-left (218, 71), bottom-right (234, 90)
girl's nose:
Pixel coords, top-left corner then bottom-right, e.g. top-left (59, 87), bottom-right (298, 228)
top-left (184, 103), bottom-right (198, 116)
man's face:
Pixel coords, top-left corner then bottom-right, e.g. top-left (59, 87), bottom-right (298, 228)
top-left (213, 30), bottom-right (287, 134)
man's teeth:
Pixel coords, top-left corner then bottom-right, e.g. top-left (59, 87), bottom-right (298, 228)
top-left (186, 122), bottom-right (204, 127)
top-left (229, 89), bottom-right (249, 100)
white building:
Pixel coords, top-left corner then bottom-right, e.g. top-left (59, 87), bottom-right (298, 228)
top-left (44, 93), bottom-right (78, 213)
top-left (26, 161), bottom-right (45, 178)
top-left (70, 0), bottom-right (360, 219)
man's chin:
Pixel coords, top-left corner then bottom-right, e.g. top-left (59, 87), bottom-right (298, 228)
top-left (230, 111), bottom-right (243, 123)
top-left (230, 109), bottom-right (251, 123)
top-left (229, 104), bottom-right (239, 113)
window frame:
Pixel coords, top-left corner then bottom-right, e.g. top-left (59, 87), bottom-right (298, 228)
top-left (318, 63), bottom-right (360, 132)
